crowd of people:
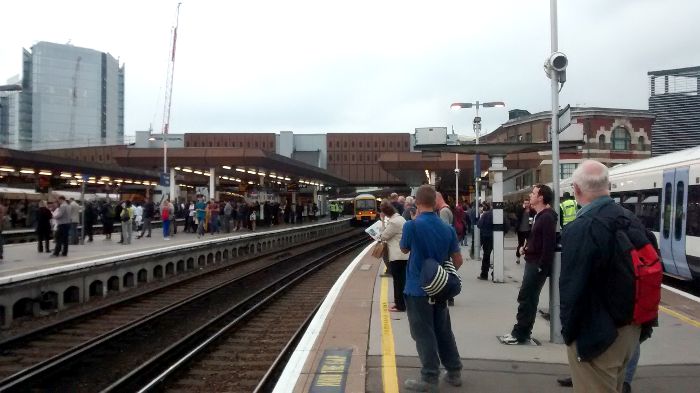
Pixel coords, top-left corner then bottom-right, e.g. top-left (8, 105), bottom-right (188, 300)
top-left (375, 160), bottom-right (654, 393)
top-left (0, 194), bottom-right (324, 261)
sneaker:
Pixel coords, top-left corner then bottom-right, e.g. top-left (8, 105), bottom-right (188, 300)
top-left (404, 379), bottom-right (438, 392)
top-left (516, 258), bottom-right (521, 264)
top-left (622, 382), bottom-right (631, 393)
top-left (477, 275), bottom-right (488, 280)
top-left (557, 376), bottom-right (573, 387)
top-left (444, 371), bottom-right (462, 387)
top-left (501, 333), bottom-right (526, 345)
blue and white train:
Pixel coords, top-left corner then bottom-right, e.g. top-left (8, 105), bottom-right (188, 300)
top-left (560, 145), bottom-right (700, 283)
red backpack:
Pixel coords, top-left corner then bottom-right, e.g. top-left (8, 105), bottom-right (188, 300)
top-left (595, 210), bottom-right (662, 326)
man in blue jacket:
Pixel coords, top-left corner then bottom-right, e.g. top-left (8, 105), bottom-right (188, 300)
top-left (400, 185), bottom-right (464, 392)
top-left (560, 160), bottom-right (642, 392)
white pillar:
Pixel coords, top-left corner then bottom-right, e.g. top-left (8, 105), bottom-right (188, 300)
top-left (313, 186), bottom-right (318, 206)
top-left (209, 167), bottom-right (216, 200)
top-left (169, 168), bottom-right (176, 202)
top-left (429, 171), bottom-right (437, 186)
top-left (490, 155), bottom-right (507, 283)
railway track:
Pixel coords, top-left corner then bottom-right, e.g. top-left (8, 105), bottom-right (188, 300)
top-left (0, 230), bottom-right (365, 392)
top-left (108, 237), bottom-right (364, 393)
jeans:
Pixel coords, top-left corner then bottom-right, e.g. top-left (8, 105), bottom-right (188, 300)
top-left (69, 222), bottom-right (79, 245)
top-left (54, 223), bottom-right (70, 256)
top-left (511, 262), bottom-right (548, 341)
top-left (122, 221), bottom-right (132, 244)
top-left (140, 218), bottom-right (152, 237)
top-left (0, 233), bottom-right (4, 258)
top-left (405, 295), bottom-right (462, 384)
top-left (197, 219), bottom-right (205, 236)
top-left (163, 219), bottom-right (170, 238)
top-left (390, 260), bottom-right (407, 311)
top-left (223, 214), bottom-right (231, 232)
top-left (480, 236), bottom-right (493, 277)
top-left (625, 342), bottom-right (640, 384)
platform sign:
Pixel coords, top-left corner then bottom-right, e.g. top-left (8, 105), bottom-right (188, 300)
top-left (159, 172), bottom-right (170, 187)
top-left (415, 126), bottom-right (447, 146)
top-left (309, 348), bottom-right (352, 393)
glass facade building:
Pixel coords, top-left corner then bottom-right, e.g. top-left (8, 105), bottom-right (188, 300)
top-left (4, 42), bottom-right (125, 150)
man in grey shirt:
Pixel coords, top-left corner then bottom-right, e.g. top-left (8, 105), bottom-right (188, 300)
top-left (69, 198), bottom-right (80, 245)
top-left (53, 196), bottom-right (72, 256)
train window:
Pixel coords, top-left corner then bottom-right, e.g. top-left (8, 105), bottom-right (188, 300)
top-left (639, 189), bottom-right (661, 232)
top-left (687, 185), bottom-right (700, 237)
top-left (675, 181), bottom-right (684, 240)
top-left (663, 182), bottom-right (672, 239)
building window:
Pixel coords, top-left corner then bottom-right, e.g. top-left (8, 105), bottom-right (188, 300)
top-left (359, 141), bottom-right (363, 148)
top-left (598, 134), bottom-right (606, 149)
top-left (560, 163), bottom-right (577, 180)
top-left (638, 136), bottom-right (645, 151)
top-left (611, 127), bottom-right (631, 150)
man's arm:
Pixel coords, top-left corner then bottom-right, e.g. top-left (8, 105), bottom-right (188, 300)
top-left (559, 220), bottom-right (596, 343)
top-left (451, 251), bottom-right (463, 270)
top-left (537, 212), bottom-right (557, 270)
top-left (400, 221), bottom-right (412, 254)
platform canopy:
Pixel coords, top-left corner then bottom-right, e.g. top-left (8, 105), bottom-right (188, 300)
top-left (112, 147), bottom-right (349, 187)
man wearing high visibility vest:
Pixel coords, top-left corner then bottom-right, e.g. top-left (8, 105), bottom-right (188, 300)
top-left (560, 192), bottom-right (578, 227)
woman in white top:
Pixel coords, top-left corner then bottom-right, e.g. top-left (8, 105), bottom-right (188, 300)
top-left (379, 200), bottom-right (409, 312)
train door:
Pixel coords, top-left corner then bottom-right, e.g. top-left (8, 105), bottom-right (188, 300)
top-left (660, 168), bottom-right (692, 279)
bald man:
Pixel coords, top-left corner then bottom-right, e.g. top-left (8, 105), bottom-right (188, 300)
top-left (559, 160), bottom-right (646, 393)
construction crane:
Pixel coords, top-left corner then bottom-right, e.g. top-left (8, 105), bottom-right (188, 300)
top-left (69, 56), bottom-right (82, 145)
top-left (161, 2), bottom-right (182, 200)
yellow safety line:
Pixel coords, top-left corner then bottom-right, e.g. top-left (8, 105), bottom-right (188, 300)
top-left (380, 276), bottom-right (400, 393)
top-left (659, 305), bottom-right (700, 328)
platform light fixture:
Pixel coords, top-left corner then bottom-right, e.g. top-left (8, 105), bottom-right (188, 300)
top-left (247, 170), bottom-right (256, 174)
top-left (0, 167), bottom-right (15, 172)
top-left (203, 172), bottom-right (211, 176)
top-left (20, 168), bottom-right (35, 174)
top-left (182, 168), bottom-right (193, 173)
top-left (74, 174), bottom-right (82, 179)
top-left (284, 177), bottom-right (291, 181)
top-left (222, 165), bottom-right (231, 170)
top-left (124, 179), bottom-right (133, 184)
top-left (236, 168), bottom-right (246, 172)
top-left (39, 170), bottom-right (52, 176)
top-left (174, 166), bottom-right (181, 171)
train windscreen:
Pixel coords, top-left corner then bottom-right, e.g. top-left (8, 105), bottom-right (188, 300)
top-left (355, 199), bottom-right (376, 210)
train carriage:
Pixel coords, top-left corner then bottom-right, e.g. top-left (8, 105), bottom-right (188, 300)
top-left (561, 145), bottom-right (700, 283)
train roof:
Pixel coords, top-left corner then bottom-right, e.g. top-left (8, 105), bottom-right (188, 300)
top-left (354, 193), bottom-right (378, 199)
top-left (610, 145), bottom-right (700, 176)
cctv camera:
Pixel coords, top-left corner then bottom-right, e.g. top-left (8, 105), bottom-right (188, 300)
top-left (549, 52), bottom-right (568, 72)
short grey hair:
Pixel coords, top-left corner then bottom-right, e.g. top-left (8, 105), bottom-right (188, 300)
top-left (572, 160), bottom-right (609, 194)
top-left (405, 196), bottom-right (414, 205)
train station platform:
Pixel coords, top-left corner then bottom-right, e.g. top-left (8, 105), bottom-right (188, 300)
top-left (279, 234), bottom-right (700, 393)
top-left (0, 218), bottom-right (338, 284)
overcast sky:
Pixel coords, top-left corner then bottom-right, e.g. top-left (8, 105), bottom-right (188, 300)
top-left (1, 0), bottom-right (699, 138)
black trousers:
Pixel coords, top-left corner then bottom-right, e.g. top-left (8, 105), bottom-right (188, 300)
top-left (54, 223), bottom-right (70, 256)
top-left (511, 262), bottom-right (548, 341)
top-left (516, 231), bottom-right (530, 258)
top-left (390, 260), bottom-right (407, 311)
top-left (480, 237), bottom-right (493, 278)
top-left (37, 231), bottom-right (51, 252)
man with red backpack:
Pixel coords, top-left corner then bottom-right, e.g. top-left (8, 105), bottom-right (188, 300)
top-left (560, 160), bottom-right (660, 393)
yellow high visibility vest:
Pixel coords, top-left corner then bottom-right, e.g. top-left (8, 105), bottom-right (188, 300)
top-left (560, 199), bottom-right (578, 226)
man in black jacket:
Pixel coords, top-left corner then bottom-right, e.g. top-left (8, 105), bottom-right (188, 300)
top-left (560, 160), bottom-right (642, 392)
top-left (138, 199), bottom-right (155, 238)
top-left (502, 184), bottom-right (557, 344)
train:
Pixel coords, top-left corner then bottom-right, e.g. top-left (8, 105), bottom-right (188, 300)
top-left (559, 145), bottom-right (700, 283)
top-left (351, 193), bottom-right (379, 226)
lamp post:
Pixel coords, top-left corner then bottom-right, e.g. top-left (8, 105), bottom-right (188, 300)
top-left (451, 101), bottom-right (505, 261)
